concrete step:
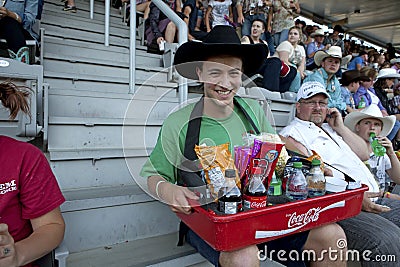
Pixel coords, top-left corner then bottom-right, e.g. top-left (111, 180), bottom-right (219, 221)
top-left (61, 189), bottom-right (180, 253)
top-left (43, 58), bottom-right (169, 84)
top-left (43, 36), bottom-right (162, 67)
top-left (66, 232), bottom-right (200, 267)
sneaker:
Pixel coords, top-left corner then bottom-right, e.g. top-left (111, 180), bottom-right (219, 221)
top-left (63, 4), bottom-right (77, 12)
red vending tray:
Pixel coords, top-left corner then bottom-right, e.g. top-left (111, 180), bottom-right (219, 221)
top-left (178, 185), bottom-right (368, 251)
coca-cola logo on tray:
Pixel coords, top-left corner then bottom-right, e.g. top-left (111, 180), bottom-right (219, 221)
top-left (287, 207), bottom-right (321, 228)
top-left (255, 200), bottom-right (346, 239)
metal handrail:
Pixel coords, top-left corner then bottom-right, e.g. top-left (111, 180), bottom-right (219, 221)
top-left (128, 0), bottom-right (188, 104)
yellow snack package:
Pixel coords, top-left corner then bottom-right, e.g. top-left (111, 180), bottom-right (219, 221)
top-left (195, 143), bottom-right (239, 199)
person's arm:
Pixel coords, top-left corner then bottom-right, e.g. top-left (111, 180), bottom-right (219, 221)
top-left (147, 176), bottom-right (199, 214)
top-left (205, 6), bottom-right (212, 32)
top-left (326, 107), bottom-right (370, 160)
top-left (236, 2), bottom-right (244, 24)
top-left (0, 7), bottom-right (22, 24)
top-left (0, 208), bottom-right (65, 267)
top-left (279, 135), bottom-right (311, 157)
top-left (277, 50), bottom-right (290, 65)
top-left (382, 137), bottom-right (400, 184)
top-left (228, 5), bottom-right (233, 22)
top-left (267, 7), bottom-right (273, 32)
top-left (175, 0), bottom-right (182, 12)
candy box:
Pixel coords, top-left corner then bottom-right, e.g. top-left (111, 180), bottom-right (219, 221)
top-left (178, 185), bottom-right (368, 251)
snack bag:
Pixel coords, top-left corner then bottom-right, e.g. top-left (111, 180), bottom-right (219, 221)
top-left (195, 143), bottom-right (239, 199)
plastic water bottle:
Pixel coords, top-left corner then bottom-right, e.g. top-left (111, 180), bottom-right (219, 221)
top-left (369, 132), bottom-right (386, 156)
top-left (306, 159), bottom-right (326, 197)
top-left (286, 162), bottom-right (308, 201)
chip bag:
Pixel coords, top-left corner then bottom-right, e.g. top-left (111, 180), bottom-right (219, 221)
top-left (195, 143), bottom-right (239, 199)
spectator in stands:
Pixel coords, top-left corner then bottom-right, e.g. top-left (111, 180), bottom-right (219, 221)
top-left (236, 0), bottom-right (274, 55)
top-left (279, 82), bottom-right (400, 267)
top-left (240, 18), bottom-right (268, 46)
top-left (305, 29), bottom-right (327, 70)
top-left (0, 0), bottom-right (39, 63)
top-left (145, 0), bottom-right (181, 53)
top-left (273, 25), bottom-right (306, 92)
top-left (374, 68), bottom-right (400, 116)
top-left (182, 0), bottom-right (208, 41)
top-left (204, 0), bottom-right (233, 32)
top-left (141, 25), bottom-right (348, 267)
top-left (304, 46), bottom-right (351, 114)
top-left (241, 21), bottom-right (297, 93)
top-left (268, 0), bottom-right (299, 47)
top-left (340, 70), bottom-right (370, 114)
top-left (324, 25), bottom-right (344, 53)
top-left (386, 43), bottom-right (396, 61)
top-left (344, 104), bottom-right (400, 193)
top-left (390, 58), bottom-right (400, 74)
top-left (0, 81), bottom-right (65, 267)
top-left (63, 0), bottom-right (77, 12)
top-left (347, 50), bottom-right (368, 71)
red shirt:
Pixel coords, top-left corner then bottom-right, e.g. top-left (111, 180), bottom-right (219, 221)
top-left (0, 136), bottom-right (65, 267)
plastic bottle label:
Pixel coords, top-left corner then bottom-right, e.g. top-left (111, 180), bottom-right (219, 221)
top-left (243, 194), bottom-right (267, 209)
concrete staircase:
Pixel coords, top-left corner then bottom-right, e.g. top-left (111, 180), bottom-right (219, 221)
top-left (40, 0), bottom-right (205, 265)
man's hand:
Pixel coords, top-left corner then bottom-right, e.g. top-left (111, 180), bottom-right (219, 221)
top-left (0, 224), bottom-right (18, 267)
top-left (326, 108), bottom-right (344, 130)
top-left (158, 182), bottom-right (199, 214)
top-left (362, 192), bottom-right (391, 213)
top-left (237, 14), bottom-right (244, 25)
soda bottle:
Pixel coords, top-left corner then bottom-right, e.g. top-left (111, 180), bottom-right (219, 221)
top-left (286, 162), bottom-right (308, 200)
top-left (369, 132), bottom-right (386, 156)
top-left (268, 171), bottom-right (282, 196)
top-left (282, 156), bottom-right (301, 192)
top-left (358, 97), bottom-right (366, 109)
top-left (243, 167), bottom-right (267, 209)
top-left (218, 169), bottom-right (242, 214)
top-left (306, 159), bottom-right (326, 197)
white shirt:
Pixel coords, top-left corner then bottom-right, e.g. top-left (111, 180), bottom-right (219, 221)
top-left (368, 153), bottom-right (391, 189)
top-left (280, 118), bottom-right (380, 192)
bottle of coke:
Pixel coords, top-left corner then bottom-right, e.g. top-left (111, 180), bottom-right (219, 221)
top-left (243, 167), bottom-right (267, 209)
top-left (218, 169), bottom-right (242, 214)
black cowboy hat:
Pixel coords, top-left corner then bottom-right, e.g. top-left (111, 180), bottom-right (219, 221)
top-left (340, 70), bottom-right (370, 86)
top-left (174, 25), bottom-right (268, 80)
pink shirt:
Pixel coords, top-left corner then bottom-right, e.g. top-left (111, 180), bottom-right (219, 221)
top-left (0, 136), bottom-right (65, 267)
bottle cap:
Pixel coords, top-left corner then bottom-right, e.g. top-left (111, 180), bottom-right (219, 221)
top-left (311, 159), bottom-right (321, 166)
top-left (369, 132), bottom-right (376, 137)
top-left (225, 169), bottom-right (236, 178)
top-left (293, 162), bottom-right (303, 168)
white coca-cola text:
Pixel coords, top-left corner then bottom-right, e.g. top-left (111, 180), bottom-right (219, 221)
top-left (287, 207), bottom-right (321, 228)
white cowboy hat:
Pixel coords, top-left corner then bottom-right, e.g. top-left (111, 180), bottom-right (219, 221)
top-left (390, 58), bottom-right (400, 64)
top-left (376, 68), bottom-right (400, 79)
top-left (344, 104), bottom-right (396, 137)
top-left (310, 29), bottom-right (325, 37)
top-left (314, 46), bottom-right (351, 67)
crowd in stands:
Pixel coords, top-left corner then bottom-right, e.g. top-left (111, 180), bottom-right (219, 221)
top-left (127, 0), bottom-right (400, 146)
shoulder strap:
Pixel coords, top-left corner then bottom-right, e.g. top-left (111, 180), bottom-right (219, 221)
top-left (183, 96), bottom-right (260, 160)
top-left (233, 96), bottom-right (261, 135)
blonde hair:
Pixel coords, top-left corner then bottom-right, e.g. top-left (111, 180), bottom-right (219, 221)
top-left (0, 81), bottom-right (31, 120)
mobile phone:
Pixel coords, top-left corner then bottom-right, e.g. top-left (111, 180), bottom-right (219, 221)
top-left (1, 0), bottom-right (6, 7)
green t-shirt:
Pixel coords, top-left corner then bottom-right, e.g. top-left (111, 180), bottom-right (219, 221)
top-left (140, 97), bottom-right (274, 183)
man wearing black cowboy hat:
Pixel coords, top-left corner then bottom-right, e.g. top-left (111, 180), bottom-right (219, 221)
top-left (340, 70), bottom-right (370, 114)
top-left (141, 26), bottom-right (347, 267)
